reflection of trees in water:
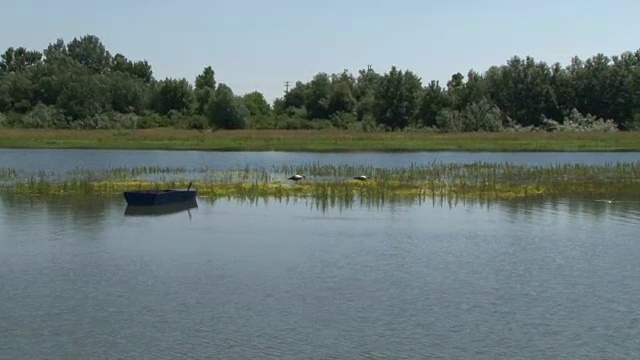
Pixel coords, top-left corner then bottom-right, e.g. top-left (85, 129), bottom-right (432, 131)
top-left (498, 196), bottom-right (640, 224)
top-left (197, 194), bottom-right (640, 224)
top-left (48, 197), bottom-right (114, 239)
top-left (0, 195), bottom-right (47, 232)
top-left (0, 194), bottom-right (121, 240)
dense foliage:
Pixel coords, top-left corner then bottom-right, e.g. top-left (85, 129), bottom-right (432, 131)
top-left (1, 34), bottom-right (639, 131)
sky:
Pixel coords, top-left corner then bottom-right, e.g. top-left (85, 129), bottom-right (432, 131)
top-left (2, 0), bottom-right (639, 103)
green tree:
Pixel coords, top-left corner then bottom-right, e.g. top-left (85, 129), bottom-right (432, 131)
top-left (417, 80), bottom-right (448, 127)
top-left (0, 47), bottom-right (42, 74)
top-left (66, 35), bottom-right (112, 74)
top-left (152, 78), bottom-right (194, 115)
top-left (194, 66), bottom-right (216, 115)
top-left (353, 67), bottom-right (381, 121)
top-left (112, 53), bottom-right (153, 83)
top-left (56, 73), bottom-right (110, 120)
top-left (207, 84), bottom-right (249, 129)
top-left (304, 73), bottom-right (332, 119)
top-left (2, 72), bottom-right (35, 112)
top-left (108, 72), bottom-right (149, 114)
top-left (327, 79), bottom-right (356, 115)
top-left (243, 91), bottom-right (271, 117)
top-left (43, 39), bottom-right (68, 65)
top-left (373, 66), bottom-right (422, 129)
top-left (282, 81), bottom-right (307, 111)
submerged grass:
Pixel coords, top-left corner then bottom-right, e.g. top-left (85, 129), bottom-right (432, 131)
top-left (2, 162), bottom-right (639, 204)
top-left (1, 128), bottom-right (640, 152)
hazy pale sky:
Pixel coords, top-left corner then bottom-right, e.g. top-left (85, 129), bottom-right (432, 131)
top-left (2, 0), bottom-right (639, 102)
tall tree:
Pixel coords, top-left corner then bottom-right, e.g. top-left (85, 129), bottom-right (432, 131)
top-left (66, 35), bottom-right (112, 74)
top-left (417, 80), bottom-right (448, 127)
top-left (0, 47), bottom-right (42, 74)
top-left (373, 66), bottom-right (422, 129)
top-left (207, 83), bottom-right (249, 129)
top-left (243, 91), bottom-right (271, 117)
top-left (194, 66), bottom-right (216, 115)
top-left (152, 78), bottom-right (194, 115)
top-left (304, 72), bottom-right (332, 119)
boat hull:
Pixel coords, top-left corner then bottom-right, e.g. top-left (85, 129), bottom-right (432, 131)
top-left (123, 189), bottom-right (197, 206)
top-left (124, 198), bottom-right (198, 216)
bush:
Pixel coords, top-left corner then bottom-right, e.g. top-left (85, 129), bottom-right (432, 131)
top-left (462, 100), bottom-right (505, 132)
top-left (136, 113), bottom-right (164, 128)
top-left (71, 113), bottom-right (113, 129)
top-left (19, 104), bottom-right (67, 128)
top-left (542, 109), bottom-right (618, 132)
top-left (110, 112), bottom-right (139, 129)
top-left (435, 108), bottom-right (463, 132)
top-left (624, 113), bottom-right (640, 131)
top-left (185, 115), bottom-right (208, 130)
top-left (435, 101), bottom-right (505, 132)
top-left (502, 116), bottom-right (540, 132)
top-left (249, 115), bottom-right (278, 129)
top-left (329, 111), bottom-right (358, 129)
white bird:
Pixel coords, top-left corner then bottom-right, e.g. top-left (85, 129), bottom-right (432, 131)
top-left (353, 175), bottom-right (370, 181)
top-left (288, 174), bottom-right (305, 181)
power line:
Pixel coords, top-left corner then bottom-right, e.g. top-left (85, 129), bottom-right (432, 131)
top-left (284, 81), bottom-right (290, 93)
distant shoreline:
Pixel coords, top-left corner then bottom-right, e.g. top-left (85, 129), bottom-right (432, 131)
top-left (0, 128), bottom-right (639, 152)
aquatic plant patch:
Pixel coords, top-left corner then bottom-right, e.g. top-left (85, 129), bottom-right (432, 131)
top-left (1, 162), bottom-right (638, 203)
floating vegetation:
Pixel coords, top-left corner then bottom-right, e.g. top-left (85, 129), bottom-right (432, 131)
top-left (1, 162), bottom-right (639, 205)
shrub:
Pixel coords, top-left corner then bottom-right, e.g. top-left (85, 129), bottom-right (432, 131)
top-left (435, 100), bottom-right (505, 132)
top-left (329, 111), bottom-right (358, 129)
top-left (624, 113), bottom-right (640, 131)
top-left (542, 109), bottom-right (618, 132)
top-left (19, 104), bottom-right (66, 128)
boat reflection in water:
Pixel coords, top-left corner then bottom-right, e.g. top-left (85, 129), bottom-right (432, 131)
top-left (124, 198), bottom-right (198, 218)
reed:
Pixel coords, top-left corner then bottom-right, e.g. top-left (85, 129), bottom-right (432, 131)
top-left (1, 162), bottom-right (638, 204)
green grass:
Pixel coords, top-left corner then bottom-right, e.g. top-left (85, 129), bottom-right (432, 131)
top-left (0, 128), bottom-right (639, 152)
top-left (2, 162), bottom-right (638, 205)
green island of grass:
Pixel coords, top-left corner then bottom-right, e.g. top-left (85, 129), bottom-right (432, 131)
top-left (2, 162), bottom-right (638, 205)
top-left (1, 128), bottom-right (639, 152)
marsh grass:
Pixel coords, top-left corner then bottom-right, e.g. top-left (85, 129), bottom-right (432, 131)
top-left (2, 162), bottom-right (638, 204)
top-left (1, 128), bottom-right (639, 151)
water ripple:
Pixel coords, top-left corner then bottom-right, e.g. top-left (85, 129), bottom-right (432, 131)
top-left (1, 197), bottom-right (640, 358)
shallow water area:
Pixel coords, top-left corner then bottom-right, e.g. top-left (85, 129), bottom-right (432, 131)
top-left (1, 194), bottom-right (639, 358)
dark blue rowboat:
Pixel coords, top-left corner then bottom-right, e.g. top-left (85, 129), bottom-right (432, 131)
top-left (124, 198), bottom-right (198, 216)
top-left (123, 182), bottom-right (197, 206)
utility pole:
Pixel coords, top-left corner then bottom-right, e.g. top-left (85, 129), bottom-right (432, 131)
top-left (366, 64), bottom-right (373, 72)
top-left (284, 81), bottom-right (290, 93)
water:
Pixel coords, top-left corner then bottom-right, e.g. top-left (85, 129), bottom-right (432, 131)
top-left (1, 195), bottom-right (639, 359)
top-left (1, 148), bottom-right (639, 173)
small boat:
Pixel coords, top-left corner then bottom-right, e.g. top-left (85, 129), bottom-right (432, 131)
top-left (124, 199), bottom-right (198, 217)
top-left (123, 182), bottom-right (197, 206)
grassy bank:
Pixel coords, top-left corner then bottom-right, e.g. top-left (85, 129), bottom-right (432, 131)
top-left (3, 162), bottom-right (638, 204)
top-left (0, 128), bottom-right (639, 152)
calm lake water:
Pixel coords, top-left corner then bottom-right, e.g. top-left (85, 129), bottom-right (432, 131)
top-left (1, 148), bottom-right (640, 173)
top-left (1, 195), bottom-right (640, 359)
top-left (1, 149), bottom-right (640, 358)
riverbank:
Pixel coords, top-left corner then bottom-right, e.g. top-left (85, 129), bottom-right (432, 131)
top-left (0, 128), bottom-right (639, 152)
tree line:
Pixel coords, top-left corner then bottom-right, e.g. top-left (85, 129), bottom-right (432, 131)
top-left (1, 34), bottom-right (638, 131)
